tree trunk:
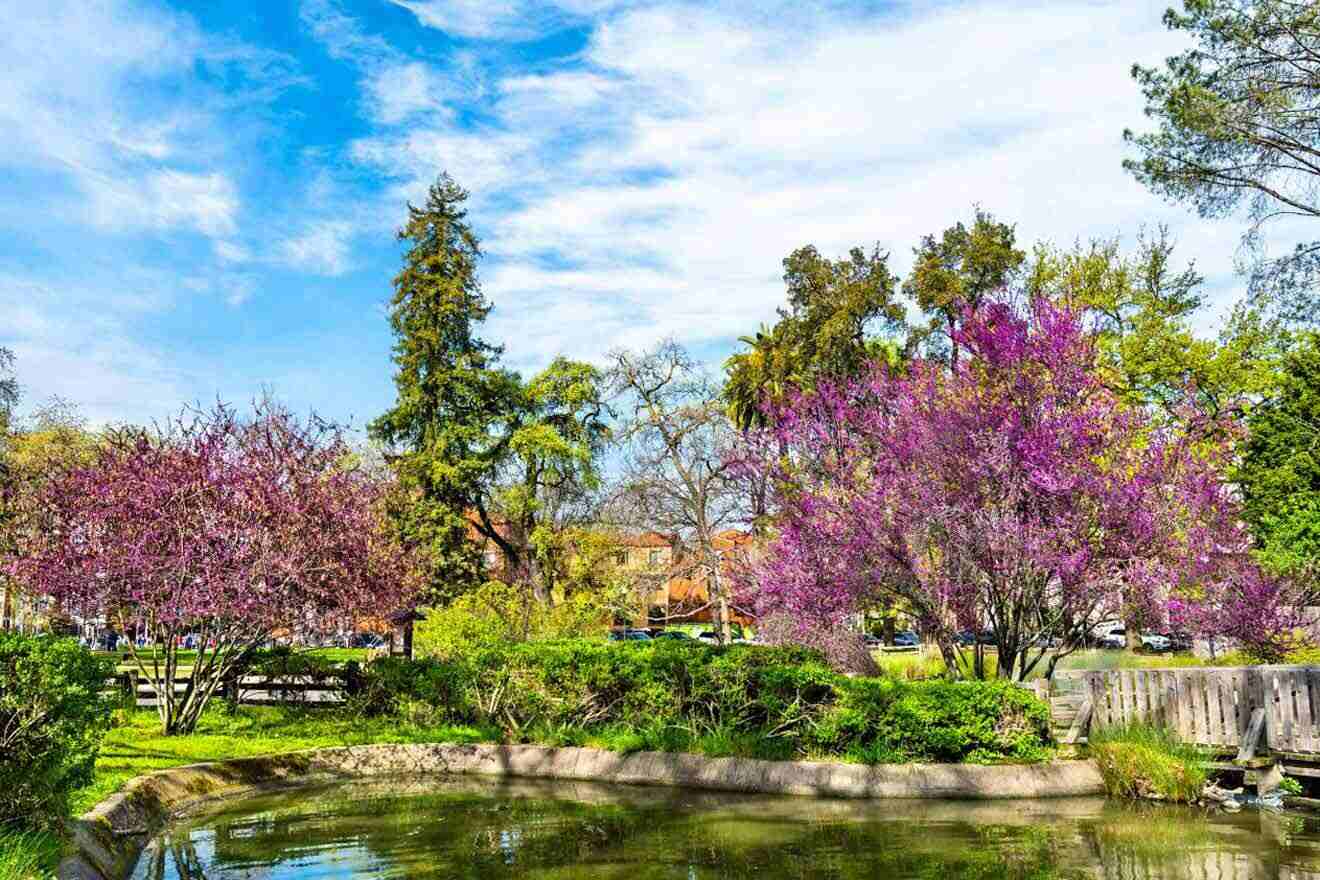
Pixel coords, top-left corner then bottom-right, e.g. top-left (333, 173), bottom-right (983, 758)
top-left (710, 559), bottom-right (732, 643)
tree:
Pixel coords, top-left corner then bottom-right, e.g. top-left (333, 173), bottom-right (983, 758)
top-left (1026, 227), bottom-right (1290, 417)
top-left (903, 209), bottom-right (1025, 366)
top-left (0, 348), bottom-right (16, 434)
top-left (1124, 0), bottom-right (1320, 324)
top-left (370, 175), bottom-right (610, 608)
top-left (609, 341), bottom-right (745, 643)
top-left (483, 357), bottom-right (610, 609)
top-left (369, 174), bottom-right (527, 600)
top-left (736, 299), bottom-right (1288, 678)
top-left (1238, 332), bottom-right (1320, 582)
top-left (0, 400), bottom-right (99, 632)
top-left (724, 244), bottom-right (905, 431)
top-left (9, 402), bottom-right (416, 734)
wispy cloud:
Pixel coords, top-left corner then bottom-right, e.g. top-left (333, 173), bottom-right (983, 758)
top-left (279, 220), bottom-right (358, 276)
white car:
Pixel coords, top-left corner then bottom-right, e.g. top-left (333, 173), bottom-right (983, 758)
top-left (1097, 626), bottom-right (1126, 649)
top-left (1140, 633), bottom-right (1172, 652)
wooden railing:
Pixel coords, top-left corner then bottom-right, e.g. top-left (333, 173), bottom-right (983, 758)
top-left (1045, 666), bottom-right (1320, 758)
top-left (107, 671), bottom-right (354, 707)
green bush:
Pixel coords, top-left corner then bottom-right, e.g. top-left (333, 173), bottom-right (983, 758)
top-left (351, 638), bottom-right (1052, 764)
top-left (0, 632), bottom-right (112, 828)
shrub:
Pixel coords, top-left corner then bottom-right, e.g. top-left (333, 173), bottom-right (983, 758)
top-left (1089, 724), bottom-right (1207, 802)
top-left (0, 633), bottom-right (112, 827)
top-left (350, 638), bottom-right (1052, 764)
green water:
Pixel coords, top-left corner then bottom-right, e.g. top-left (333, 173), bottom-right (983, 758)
top-left (133, 778), bottom-right (1320, 879)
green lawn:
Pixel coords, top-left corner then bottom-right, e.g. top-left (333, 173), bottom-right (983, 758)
top-left (72, 706), bottom-right (493, 816)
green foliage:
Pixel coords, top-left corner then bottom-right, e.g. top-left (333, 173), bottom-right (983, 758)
top-left (413, 574), bottom-right (629, 659)
top-left (1123, 0), bottom-right (1320, 323)
top-left (724, 244), bottom-right (906, 429)
top-left (368, 174), bottom-right (519, 599)
top-left (1026, 228), bottom-right (1288, 416)
top-left (0, 633), bottom-right (111, 828)
top-left (903, 209), bottom-right (1024, 364)
top-left (0, 828), bottom-right (60, 880)
top-left (353, 639), bottom-right (1053, 764)
top-left (1089, 724), bottom-right (1207, 803)
top-left (369, 174), bottom-right (609, 605)
top-left (1280, 775), bottom-right (1304, 796)
top-left (1239, 332), bottom-right (1320, 580)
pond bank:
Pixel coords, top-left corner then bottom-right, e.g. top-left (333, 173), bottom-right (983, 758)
top-left (59, 743), bottom-right (1103, 880)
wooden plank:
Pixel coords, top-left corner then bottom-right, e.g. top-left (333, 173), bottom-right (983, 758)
top-left (1179, 670), bottom-right (1198, 743)
top-left (1264, 669), bottom-right (1282, 752)
top-left (1294, 669), bottom-right (1315, 755)
top-left (1221, 671), bottom-right (1240, 747)
top-left (1089, 673), bottom-right (1109, 731)
top-left (1237, 708), bottom-right (1267, 763)
top-left (1120, 669), bottom-right (1136, 725)
top-left (1062, 699), bottom-right (1093, 745)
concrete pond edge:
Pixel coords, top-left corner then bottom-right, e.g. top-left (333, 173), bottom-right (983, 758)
top-left (58, 743), bottom-right (1105, 879)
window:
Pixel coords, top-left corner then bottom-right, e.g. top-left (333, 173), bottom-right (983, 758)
top-left (648, 549), bottom-right (664, 567)
top-left (614, 551), bottom-right (628, 566)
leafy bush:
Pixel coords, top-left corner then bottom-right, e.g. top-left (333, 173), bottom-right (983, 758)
top-left (1089, 724), bottom-right (1207, 802)
top-left (0, 633), bottom-right (112, 827)
top-left (351, 638), bottom-right (1052, 764)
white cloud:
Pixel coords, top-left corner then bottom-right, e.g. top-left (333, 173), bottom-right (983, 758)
top-left (364, 61), bottom-right (454, 124)
top-left (353, 0), bottom-right (1265, 376)
top-left (279, 220), bottom-right (356, 276)
top-left (0, 273), bottom-right (187, 426)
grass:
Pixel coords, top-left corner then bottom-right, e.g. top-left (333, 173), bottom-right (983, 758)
top-left (1088, 723), bottom-right (1207, 803)
top-left (72, 705), bottom-right (496, 815)
top-left (0, 829), bottom-right (61, 880)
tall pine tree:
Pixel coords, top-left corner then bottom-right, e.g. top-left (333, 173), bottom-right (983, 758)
top-left (370, 175), bottom-right (523, 600)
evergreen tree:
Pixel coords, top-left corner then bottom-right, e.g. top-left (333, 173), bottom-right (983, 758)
top-left (370, 175), bottom-right (523, 599)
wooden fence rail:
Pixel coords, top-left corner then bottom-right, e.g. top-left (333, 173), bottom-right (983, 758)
top-left (1053, 666), bottom-right (1320, 757)
top-left (106, 672), bottom-right (354, 707)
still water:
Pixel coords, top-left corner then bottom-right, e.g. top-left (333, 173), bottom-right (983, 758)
top-left (134, 777), bottom-right (1320, 879)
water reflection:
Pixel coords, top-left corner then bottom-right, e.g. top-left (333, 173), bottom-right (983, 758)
top-left (132, 777), bottom-right (1320, 880)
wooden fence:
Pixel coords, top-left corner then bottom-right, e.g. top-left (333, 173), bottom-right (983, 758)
top-left (109, 671), bottom-right (352, 707)
top-left (1047, 666), bottom-right (1320, 758)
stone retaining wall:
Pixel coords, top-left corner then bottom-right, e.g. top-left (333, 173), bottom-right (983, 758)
top-left (58, 743), bottom-right (1104, 880)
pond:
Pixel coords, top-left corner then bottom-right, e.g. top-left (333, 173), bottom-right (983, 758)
top-left (134, 777), bottom-right (1320, 879)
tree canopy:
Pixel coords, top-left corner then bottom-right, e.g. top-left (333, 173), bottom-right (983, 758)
top-left (737, 297), bottom-right (1293, 677)
top-left (370, 174), bottom-right (610, 609)
top-left (724, 244), bottom-right (905, 430)
top-left (1238, 331), bottom-right (1320, 582)
top-left (1124, 0), bottom-right (1320, 324)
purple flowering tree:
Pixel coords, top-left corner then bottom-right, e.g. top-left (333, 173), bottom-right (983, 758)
top-left (10, 402), bottom-right (418, 733)
top-left (736, 299), bottom-right (1288, 678)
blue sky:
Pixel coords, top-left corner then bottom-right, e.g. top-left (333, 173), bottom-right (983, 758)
top-left (0, 0), bottom-right (1266, 428)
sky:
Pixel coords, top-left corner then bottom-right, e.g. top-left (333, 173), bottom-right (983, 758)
top-left (0, 0), bottom-right (1269, 429)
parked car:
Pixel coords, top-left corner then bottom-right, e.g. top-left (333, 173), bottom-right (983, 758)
top-left (1097, 626), bottom-right (1127, 649)
top-left (1162, 632), bottom-right (1193, 652)
top-left (863, 634), bottom-right (884, 649)
top-left (696, 631), bottom-right (721, 644)
top-left (608, 629), bottom-right (653, 642)
top-left (955, 630), bottom-right (995, 647)
top-left (893, 631), bottom-right (920, 647)
top-left (1139, 632), bottom-right (1172, 652)
top-left (651, 630), bottom-right (691, 641)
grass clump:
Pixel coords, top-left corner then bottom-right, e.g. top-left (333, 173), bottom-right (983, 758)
top-left (0, 828), bottom-right (61, 880)
top-left (1089, 724), bottom-right (1206, 803)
